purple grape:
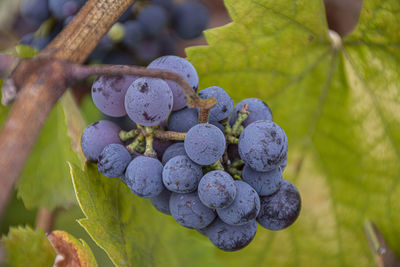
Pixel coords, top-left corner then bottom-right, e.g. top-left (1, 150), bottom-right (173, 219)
top-left (230, 98), bottom-right (272, 127)
top-left (205, 218), bottom-right (257, 251)
top-left (124, 77), bottom-right (173, 126)
top-left (137, 4), bottom-right (168, 37)
top-left (238, 120), bottom-right (288, 172)
top-left (198, 170), bottom-right (236, 209)
top-left (257, 180), bottom-right (301, 230)
top-left (81, 120), bottom-right (122, 162)
top-left (198, 86), bottom-right (234, 122)
top-left (133, 38), bottom-right (161, 63)
top-left (162, 155), bottom-right (202, 193)
top-left (148, 56), bottom-right (199, 110)
top-left (242, 165), bottom-right (282, 196)
top-left (184, 123), bottom-right (226, 166)
top-left (169, 192), bottom-right (216, 229)
top-left (172, 2), bottom-right (209, 40)
top-left (168, 108), bottom-right (198, 132)
top-left (122, 21), bottom-right (143, 49)
top-left (216, 180), bottom-right (260, 226)
top-left (161, 142), bottom-right (186, 165)
top-left (97, 144), bottom-right (132, 178)
top-left (20, 0), bottom-right (50, 24)
top-left (92, 75), bottom-right (136, 117)
top-left (150, 188), bottom-right (172, 215)
top-left (124, 156), bottom-right (164, 198)
top-left (49, 0), bottom-right (82, 20)
top-left (153, 138), bottom-right (173, 161)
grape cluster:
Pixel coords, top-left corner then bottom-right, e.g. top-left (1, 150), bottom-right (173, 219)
top-left (17, 0), bottom-right (209, 64)
top-left (81, 55), bottom-right (301, 252)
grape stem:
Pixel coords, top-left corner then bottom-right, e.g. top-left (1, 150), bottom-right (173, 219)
top-left (227, 166), bottom-right (242, 180)
top-left (119, 129), bottom-right (139, 141)
top-left (70, 64), bottom-right (217, 109)
top-left (231, 103), bottom-right (249, 136)
top-left (126, 134), bottom-right (144, 153)
top-left (198, 108), bottom-right (210, 123)
top-left (143, 127), bottom-right (157, 158)
top-left (209, 160), bottom-right (224, 171)
top-left (153, 130), bottom-right (186, 141)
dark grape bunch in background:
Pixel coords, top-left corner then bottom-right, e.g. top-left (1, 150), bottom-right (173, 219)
top-left (80, 54), bottom-right (302, 252)
top-left (17, 0), bottom-right (210, 64)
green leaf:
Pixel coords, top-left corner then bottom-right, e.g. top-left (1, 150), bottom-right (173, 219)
top-left (185, 0), bottom-right (400, 266)
top-left (17, 91), bottom-right (86, 210)
top-left (1, 227), bottom-right (56, 267)
top-left (70, 162), bottom-right (225, 267)
top-left (48, 230), bottom-right (98, 267)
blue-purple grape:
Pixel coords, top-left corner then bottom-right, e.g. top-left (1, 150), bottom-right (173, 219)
top-left (20, 0), bottom-right (50, 24)
top-left (162, 155), bottom-right (202, 193)
top-left (147, 55), bottom-right (199, 110)
top-left (49, 0), bottom-right (82, 20)
top-left (153, 138), bottom-right (173, 161)
top-left (257, 180), bottom-right (301, 230)
top-left (204, 218), bottom-right (257, 251)
top-left (161, 142), bottom-right (186, 165)
top-left (242, 165), bottom-right (282, 196)
top-left (172, 2), bottom-right (209, 40)
top-left (169, 192), bottom-right (216, 229)
top-left (198, 86), bottom-right (234, 122)
top-left (150, 188), bottom-right (172, 215)
top-left (238, 120), bottom-right (288, 172)
top-left (137, 4), bottom-right (168, 38)
top-left (97, 144), bottom-right (131, 178)
top-left (168, 108), bottom-right (198, 132)
top-left (216, 180), bottom-right (260, 226)
top-left (230, 98), bottom-right (273, 127)
top-left (81, 120), bottom-right (122, 162)
top-left (122, 21), bottom-right (143, 49)
top-left (124, 156), bottom-right (164, 198)
top-left (92, 75), bottom-right (136, 117)
top-left (198, 170), bottom-right (236, 209)
top-left (124, 77), bottom-right (173, 126)
top-left (184, 123), bottom-right (225, 165)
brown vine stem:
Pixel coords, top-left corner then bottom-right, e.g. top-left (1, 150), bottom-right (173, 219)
top-left (0, 0), bottom-right (134, 218)
top-left (35, 208), bottom-right (58, 233)
top-left (69, 64), bottom-right (217, 109)
top-left (198, 108), bottom-right (211, 123)
top-left (154, 130), bottom-right (186, 141)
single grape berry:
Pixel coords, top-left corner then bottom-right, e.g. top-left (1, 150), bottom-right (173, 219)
top-left (148, 56), bottom-right (199, 110)
top-left (184, 123), bottom-right (225, 166)
top-left (172, 2), bottom-right (209, 39)
top-left (152, 138), bottom-right (173, 161)
top-left (162, 155), bottom-right (203, 193)
top-left (81, 120), bottom-right (122, 162)
top-left (150, 188), bottom-right (172, 215)
top-left (169, 192), bottom-right (216, 229)
top-left (49, 0), bottom-right (81, 20)
top-left (205, 218), bottom-right (257, 251)
top-left (198, 170), bottom-right (236, 209)
top-left (216, 180), bottom-right (260, 226)
top-left (92, 75), bottom-right (136, 117)
top-left (125, 156), bottom-right (164, 198)
top-left (122, 21), bottom-right (144, 49)
top-left (198, 86), bottom-right (234, 122)
top-left (242, 165), bottom-right (282, 196)
top-left (239, 120), bottom-right (288, 172)
top-left (124, 77), bottom-right (173, 126)
top-left (20, 0), bottom-right (50, 24)
top-left (257, 180), bottom-right (301, 230)
top-left (161, 142), bottom-right (187, 165)
top-left (168, 108), bottom-right (198, 133)
top-left (230, 98), bottom-right (273, 127)
top-left (97, 144), bottom-right (132, 178)
top-left (137, 4), bottom-right (168, 38)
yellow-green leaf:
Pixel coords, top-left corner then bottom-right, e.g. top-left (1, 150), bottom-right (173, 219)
top-left (185, 0), bottom-right (400, 266)
top-left (1, 226), bottom-right (56, 267)
top-left (70, 162), bottom-right (224, 267)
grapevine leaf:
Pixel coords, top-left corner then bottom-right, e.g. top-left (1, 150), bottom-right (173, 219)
top-left (1, 227), bottom-right (56, 267)
top-left (185, 0), bottom-right (400, 266)
top-left (70, 162), bottom-right (225, 267)
top-left (48, 230), bottom-right (98, 267)
top-left (17, 91), bottom-right (86, 210)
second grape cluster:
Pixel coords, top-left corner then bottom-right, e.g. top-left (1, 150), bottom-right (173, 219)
top-left (81, 55), bottom-right (301, 251)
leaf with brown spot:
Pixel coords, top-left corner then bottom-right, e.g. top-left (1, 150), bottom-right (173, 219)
top-left (48, 230), bottom-right (98, 267)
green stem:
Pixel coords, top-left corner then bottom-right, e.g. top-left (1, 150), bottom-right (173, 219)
top-left (227, 135), bottom-right (239, 145)
top-left (119, 129), bottom-right (139, 141)
top-left (227, 166), bottom-right (242, 180)
top-left (143, 127), bottom-right (157, 157)
top-left (221, 119), bottom-right (232, 135)
top-left (126, 134), bottom-right (144, 153)
top-left (231, 111), bottom-right (249, 136)
top-left (231, 159), bottom-right (244, 168)
top-left (209, 160), bottom-right (224, 171)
